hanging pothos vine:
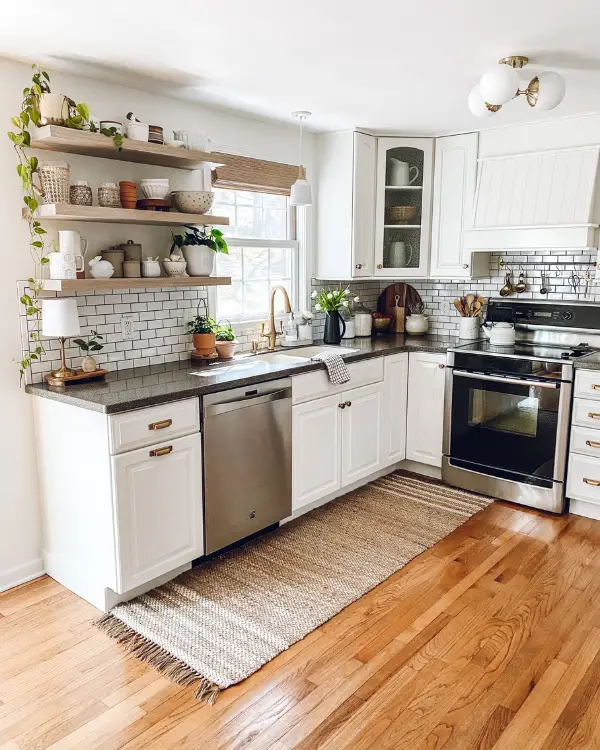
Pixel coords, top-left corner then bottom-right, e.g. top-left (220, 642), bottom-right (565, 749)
top-left (8, 65), bottom-right (121, 383)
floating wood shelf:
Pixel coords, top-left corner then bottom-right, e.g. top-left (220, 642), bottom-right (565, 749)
top-left (39, 277), bottom-right (231, 293)
top-left (25, 203), bottom-right (229, 227)
top-left (30, 125), bottom-right (226, 170)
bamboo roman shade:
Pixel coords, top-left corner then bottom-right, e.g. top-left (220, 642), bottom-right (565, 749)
top-left (211, 154), bottom-right (303, 196)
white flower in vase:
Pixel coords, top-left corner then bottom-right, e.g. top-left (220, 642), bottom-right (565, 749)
top-left (311, 290), bottom-right (318, 298)
top-left (315, 303), bottom-right (322, 311)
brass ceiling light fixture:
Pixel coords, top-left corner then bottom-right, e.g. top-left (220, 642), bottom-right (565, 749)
top-left (468, 56), bottom-right (566, 118)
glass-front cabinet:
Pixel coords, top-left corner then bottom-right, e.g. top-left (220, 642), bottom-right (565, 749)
top-left (374, 137), bottom-right (433, 278)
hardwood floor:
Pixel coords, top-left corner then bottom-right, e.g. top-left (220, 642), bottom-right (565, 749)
top-left (1, 501), bottom-right (600, 749)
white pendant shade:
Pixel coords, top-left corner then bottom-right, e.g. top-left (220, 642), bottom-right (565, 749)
top-left (533, 71), bottom-right (566, 110)
top-left (290, 178), bottom-right (312, 206)
top-left (468, 85), bottom-right (497, 118)
top-left (480, 64), bottom-right (519, 105)
top-left (42, 298), bottom-right (80, 337)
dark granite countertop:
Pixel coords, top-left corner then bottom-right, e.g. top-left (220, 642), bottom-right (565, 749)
top-left (573, 354), bottom-right (600, 371)
top-left (25, 334), bottom-right (459, 414)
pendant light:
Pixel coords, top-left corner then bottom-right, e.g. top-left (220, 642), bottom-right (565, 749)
top-left (290, 110), bottom-right (312, 207)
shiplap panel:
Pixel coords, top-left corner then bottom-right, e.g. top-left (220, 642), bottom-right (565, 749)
top-left (474, 148), bottom-right (599, 228)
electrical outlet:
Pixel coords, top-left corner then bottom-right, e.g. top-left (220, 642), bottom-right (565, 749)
top-left (441, 300), bottom-right (451, 315)
top-left (120, 314), bottom-right (135, 340)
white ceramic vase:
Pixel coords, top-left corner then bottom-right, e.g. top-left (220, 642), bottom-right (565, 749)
top-left (81, 356), bottom-right (97, 373)
top-left (39, 93), bottom-right (67, 125)
top-left (405, 314), bottom-right (429, 335)
top-left (182, 245), bottom-right (215, 276)
top-left (458, 317), bottom-right (480, 340)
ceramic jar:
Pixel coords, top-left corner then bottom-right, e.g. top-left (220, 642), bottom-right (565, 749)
top-left (405, 313), bottom-right (429, 335)
top-left (458, 317), bottom-right (480, 340)
top-left (342, 319), bottom-right (355, 339)
top-left (123, 261), bottom-right (141, 278)
top-left (101, 247), bottom-right (124, 278)
top-left (97, 182), bottom-right (120, 208)
top-left (141, 259), bottom-right (161, 278)
top-left (354, 303), bottom-right (373, 337)
top-left (119, 240), bottom-right (142, 261)
top-left (70, 181), bottom-right (93, 206)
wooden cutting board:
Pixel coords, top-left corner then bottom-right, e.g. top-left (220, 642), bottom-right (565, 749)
top-left (377, 283), bottom-right (422, 318)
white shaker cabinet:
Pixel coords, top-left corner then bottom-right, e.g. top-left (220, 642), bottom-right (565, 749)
top-left (374, 137), bottom-right (433, 278)
top-left (381, 352), bottom-right (409, 467)
top-left (406, 352), bottom-right (446, 467)
top-left (292, 394), bottom-right (342, 511)
top-left (315, 130), bottom-right (376, 279)
top-left (112, 433), bottom-right (204, 593)
top-left (341, 381), bottom-right (384, 486)
top-left (429, 133), bottom-right (487, 279)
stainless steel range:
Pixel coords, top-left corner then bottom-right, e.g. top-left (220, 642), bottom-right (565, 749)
top-left (443, 298), bottom-right (600, 514)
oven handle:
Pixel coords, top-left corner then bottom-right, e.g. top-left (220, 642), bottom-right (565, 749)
top-left (452, 370), bottom-right (560, 390)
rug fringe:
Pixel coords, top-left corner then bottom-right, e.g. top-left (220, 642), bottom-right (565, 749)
top-left (95, 613), bottom-right (220, 704)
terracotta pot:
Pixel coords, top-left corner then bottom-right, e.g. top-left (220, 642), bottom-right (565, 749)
top-left (215, 340), bottom-right (237, 360)
top-left (193, 332), bottom-right (216, 357)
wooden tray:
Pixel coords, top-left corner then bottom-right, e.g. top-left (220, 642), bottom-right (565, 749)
top-left (44, 368), bottom-right (108, 387)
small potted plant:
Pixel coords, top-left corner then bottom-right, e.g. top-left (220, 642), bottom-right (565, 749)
top-left (72, 330), bottom-right (104, 372)
top-left (171, 225), bottom-right (228, 277)
top-left (214, 321), bottom-right (237, 360)
top-left (187, 314), bottom-right (217, 357)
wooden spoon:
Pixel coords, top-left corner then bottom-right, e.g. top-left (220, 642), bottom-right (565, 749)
top-left (453, 299), bottom-right (466, 317)
top-left (465, 293), bottom-right (476, 317)
top-left (471, 299), bottom-right (482, 317)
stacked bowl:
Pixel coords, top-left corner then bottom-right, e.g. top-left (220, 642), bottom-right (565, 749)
top-left (140, 178), bottom-right (170, 200)
top-left (119, 181), bottom-right (137, 209)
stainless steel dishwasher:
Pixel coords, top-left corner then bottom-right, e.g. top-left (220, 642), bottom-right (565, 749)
top-left (202, 378), bottom-right (292, 555)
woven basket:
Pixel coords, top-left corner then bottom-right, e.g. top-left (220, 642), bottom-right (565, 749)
top-left (98, 186), bottom-right (121, 208)
top-left (38, 162), bottom-right (70, 205)
top-left (388, 205), bottom-right (417, 224)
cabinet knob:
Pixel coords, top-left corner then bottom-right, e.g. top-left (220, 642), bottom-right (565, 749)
top-left (345, 400), bottom-right (352, 407)
top-left (438, 363), bottom-right (445, 369)
top-left (462, 264), bottom-right (469, 269)
top-left (355, 263), bottom-right (362, 269)
top-left (338, 403), bottom-right (346, 409)
top-left (377, 264), bottom-right (383, 269)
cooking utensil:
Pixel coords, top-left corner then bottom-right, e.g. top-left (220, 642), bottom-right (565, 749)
top-left (515, 272), bottom-right (527, 293)
top-left (471, 298), bottom-right (483, 317)
top-left (499, 272), bottom-right (514, 297)
top-left (454, 299), bottom-right (466, 317)
top-left (465, 293), bottom-right (476, 316)
top-left (569, 272), bottom-right (581, 295)
top-left (584, 267), bottom-right (594, 298)
top-left (540, 273), bottom-right (549, 295)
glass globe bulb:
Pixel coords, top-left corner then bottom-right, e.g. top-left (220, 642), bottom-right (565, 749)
top-left (468, 85), bottom-right (498, 118)
top-left (532, 71), bottom-right (566, 111)
top-left (480, 64), bottom-right (520, 106)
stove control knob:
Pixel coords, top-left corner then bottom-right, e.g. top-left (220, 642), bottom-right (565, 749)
top-left (561, 310), bottom-right (574, 321)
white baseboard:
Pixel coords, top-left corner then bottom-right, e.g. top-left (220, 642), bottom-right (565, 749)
top-left (0, 558), bottom-right (45, 593)
top-left (569, 498), bottom-right (600, 520)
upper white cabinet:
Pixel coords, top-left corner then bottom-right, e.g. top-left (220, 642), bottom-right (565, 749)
top-left (316, 131), bottom-right (376, 279)
top-left (429, 134), bottom-right (487, 279)
top-left (374, 138), bottom-right (433, 278)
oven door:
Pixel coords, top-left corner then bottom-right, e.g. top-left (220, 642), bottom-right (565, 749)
top-left (445, 370), bottom-right (570, 491)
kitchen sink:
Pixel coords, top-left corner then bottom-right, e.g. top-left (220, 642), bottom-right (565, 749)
top-left (285, 345), bottom-right (359, 358)
top-left (250, 352), bottom-right (308, 364)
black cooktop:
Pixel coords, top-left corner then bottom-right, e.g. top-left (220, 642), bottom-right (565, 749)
top-left (453, 340), bottom-right (596, 362)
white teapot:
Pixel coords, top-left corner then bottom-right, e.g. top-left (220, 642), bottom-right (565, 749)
top-left (481, 322), bottom-right (515, 346)
top-left (89, 256), bottom-right (114, 279)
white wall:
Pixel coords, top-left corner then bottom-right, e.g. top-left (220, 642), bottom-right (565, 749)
top-left (0, 57), bottom-right (313, 591)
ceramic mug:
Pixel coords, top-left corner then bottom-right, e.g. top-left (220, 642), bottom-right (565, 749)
top-left (49, 251), bottom-right (84, 280)
top-left (389, 241), bottom-right (413, 268)
top-left (388, 159), bottom-right (419, 186)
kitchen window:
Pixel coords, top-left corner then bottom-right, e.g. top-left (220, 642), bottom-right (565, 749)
top-left (212, 189), bottom-right (299, 323)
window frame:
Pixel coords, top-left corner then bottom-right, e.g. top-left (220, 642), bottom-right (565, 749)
top-left (208, 193), bottom-right (302, 327)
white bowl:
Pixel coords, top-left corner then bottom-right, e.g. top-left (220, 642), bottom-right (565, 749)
top-left (141, 183), bottom-right (170, 199)
top-left (140, 178), bottom-right (169, 183)
top-left (171, 190), bottom-right (214, 214)
top-left (162, 260), bottom-right (187, 277)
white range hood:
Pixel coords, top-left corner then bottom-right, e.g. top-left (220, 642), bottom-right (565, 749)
top-left (464, 147), bottom-right (600, 250)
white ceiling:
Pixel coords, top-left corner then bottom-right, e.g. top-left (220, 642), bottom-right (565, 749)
top-left (2, 0), bottom-right (600, 134)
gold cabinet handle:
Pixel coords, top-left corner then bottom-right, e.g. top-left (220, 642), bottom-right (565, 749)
top-left (586, 440), bottom-right (600, 449)
top-left (583, 477), bottom-right (600, 486)
top-left (149, 445), bottom-right (173, 457)
top-left (588, 413), bottom-right (600, 420)
top-left (149, 418), bottom-right (172, 431)
top-left (592, 384), bottom-right (600, 390)
top-left (438, 364), bottom-right (445, 369)
top-left (377, 264), bottom-right (383, 269)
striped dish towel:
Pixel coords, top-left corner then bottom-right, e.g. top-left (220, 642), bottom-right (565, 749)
top-left (310, 352), bottom-right (351, 385)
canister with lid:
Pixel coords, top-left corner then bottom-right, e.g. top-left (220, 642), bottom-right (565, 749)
top-left (353, 300), bottom-right (373, 337)
top-left (119, 240), bottom-right (142, 262)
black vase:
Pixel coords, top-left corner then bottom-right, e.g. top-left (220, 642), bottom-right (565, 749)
top-left (323, 310), bottom-right (346, 345)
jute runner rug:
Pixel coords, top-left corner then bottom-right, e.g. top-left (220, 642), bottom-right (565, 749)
top-left (96, 471), bottom-right (492, 702)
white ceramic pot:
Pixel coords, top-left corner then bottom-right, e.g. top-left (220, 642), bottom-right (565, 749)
top-left (81, 356), bottom-right (97, 373)
top-left (126, 121), bottom-right (149, 142)
top-left (458, 317), bottom-right (481, 340)
top-left (141, 260), bottom-right (162, 278)
top-left (182, 245), bottom-right (215, 276)
top-left (49, 251), bottom-right (84, 280)
top-left (39, 93), bottom-right (67, 125)
top-left (405, 313), bottom-right (429, 335)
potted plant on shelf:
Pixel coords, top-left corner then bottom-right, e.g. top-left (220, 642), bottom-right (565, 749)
top-left (72, 330), bottom-right (104, 372)
top-left (170, 225), bottom-right (228, 277)
top-left (187, 314), bottom-right (217, 357)
top-left (311, 287), bottom-right (351, 345)
top-left (214, 322), bottom-right (237, 360)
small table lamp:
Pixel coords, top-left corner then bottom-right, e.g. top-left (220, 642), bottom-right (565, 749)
top-left (42, 298), bottom-right (81, 381)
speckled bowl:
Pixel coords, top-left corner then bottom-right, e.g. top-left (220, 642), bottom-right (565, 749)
top-left (171, 190), bottom-right (214, 215)
top-left (162, 260), bottom-right (187, 277)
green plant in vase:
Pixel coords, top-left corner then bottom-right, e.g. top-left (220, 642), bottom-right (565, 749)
top-left (215, 322), bottom-right (237, 360)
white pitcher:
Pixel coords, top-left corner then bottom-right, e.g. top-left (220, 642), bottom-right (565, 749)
top-left (388, 159), bottom-right (419, 186)
top-left (58, 230), bottom-right (87, 256)
top-left (389, 241), bottom-right (413, 268)
top-left (49, 251), bottom-right (84, 280)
